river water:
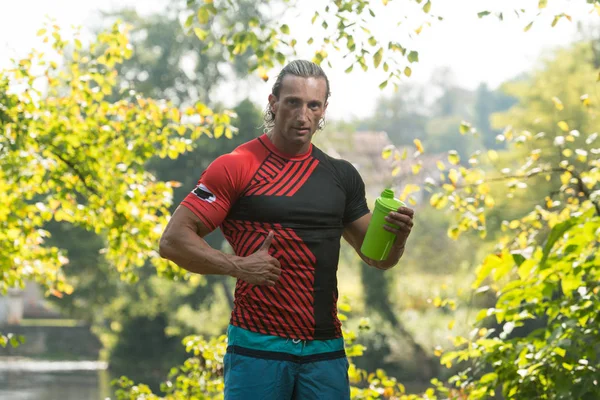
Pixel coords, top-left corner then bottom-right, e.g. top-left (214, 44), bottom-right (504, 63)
top-left (0, 360), bottom-right (111, 400)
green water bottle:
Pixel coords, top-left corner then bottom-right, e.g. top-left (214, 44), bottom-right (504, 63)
top-left (360, 188), bottom-right (406, 261)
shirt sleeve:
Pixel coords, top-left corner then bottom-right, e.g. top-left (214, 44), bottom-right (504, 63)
top-left (180, 154), bottom-right (246, 231)
top-left (342, 161), bottom-right (371, 225)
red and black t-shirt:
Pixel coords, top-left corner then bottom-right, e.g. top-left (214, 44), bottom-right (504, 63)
top-left (180, 134), bottom-right (370, 340)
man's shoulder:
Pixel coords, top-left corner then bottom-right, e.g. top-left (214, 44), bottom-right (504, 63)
top-left (212, 136), bottom-right (266, 166)
top-left (312, 145), bottom-right (359, 174)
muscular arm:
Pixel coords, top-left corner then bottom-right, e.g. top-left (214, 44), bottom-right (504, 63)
top-left (343, 213), bottom-right (407, 270)
top-left (159, 206), bottom-right (239, 276)
top-left (159, 206), bottom-right (281, 285)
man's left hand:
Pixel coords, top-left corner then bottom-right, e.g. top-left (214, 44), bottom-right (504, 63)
top-left (383, 206), bottom-right (414, 248)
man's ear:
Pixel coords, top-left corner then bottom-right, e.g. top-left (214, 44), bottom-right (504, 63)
top-left (268, 94), bottom-right (278, 114)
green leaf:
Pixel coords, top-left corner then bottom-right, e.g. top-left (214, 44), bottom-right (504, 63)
top-left (540, 217), bottom-right (579, 268)
top-left (558, 121), bottom-right (569, 131)
top-left (440, 351), bottom-right (459, 365)
top-left (379, 80), bottom-right (388, 89)
top-left (512, 253), bottom-right (526, 266)
top-left (478, 11), bottom-right (491, 18)
top-left (448, 151), bottom-right (460, 165)
top-left (373, 48), bottom-right (383, 68)
top-left (275, 52), bottom-right (286, 65)
top-left (552, 96), bottom-right (564, 110)
top-left (480, 372), bottom-right (498, 384)
top-left (37, 28), bottom-right (47, 36)
top-left (193, 28), bottom-right (209, 41)
top-left (184, 14), bottom-right (194, 28)
top-left (554, 347), bottom-right (566, 357)
top-left (524, 21), bottom-right (534, 32)
top-left (538, 0), bottom-right (548, 8)
top-left (561, 273), bottom-right (582, 297)
top-left (423, 1), bottom-right (431, 13)
top-left (214, 125), bottom-right (225, 138)
top-left (280, 24), bottom-right (290, 34)
top-left (407, 51), bottom-right (419, 63)
top-left (197, 7), bottom-right (210, 24)
top-left (459, 121), bottom-right (471, 134)
top-left (517, 260), bottom-right (536, 280)
top-left (381, 145), bottom-right (394, 160)
top-left (338, 303), bottom-right (351, 312)
top-left (368, 36), bottom-right (377, 47)
top-left (404, 66), bottom-right (412, 77)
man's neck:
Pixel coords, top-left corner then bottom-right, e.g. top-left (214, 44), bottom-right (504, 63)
top-left (267, 130), bottom-right (310, 156)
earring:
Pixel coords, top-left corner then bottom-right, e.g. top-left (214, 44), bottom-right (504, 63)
top-left (318, 118), bottom-right (326, 130)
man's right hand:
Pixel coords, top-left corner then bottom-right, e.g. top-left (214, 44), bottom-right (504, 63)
top-left (234, 231), bottom-right (282, 286)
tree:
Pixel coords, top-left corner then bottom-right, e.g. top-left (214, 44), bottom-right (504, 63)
top-left (421, 40), bottom-right (600, 399)
top-left (0, 22), bottom-right (234, 345)
top-left (184, 0), bottom-right (600, 87)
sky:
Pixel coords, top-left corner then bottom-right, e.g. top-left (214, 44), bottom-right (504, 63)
top-left (1, 0), bottom-right (596, 120)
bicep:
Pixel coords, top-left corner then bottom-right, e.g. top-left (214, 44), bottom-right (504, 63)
top-left (163, 205), bottom-right (213, 239)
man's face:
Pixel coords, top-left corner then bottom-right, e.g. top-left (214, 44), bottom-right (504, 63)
top-left (269, 75), bottom-right (328, 150)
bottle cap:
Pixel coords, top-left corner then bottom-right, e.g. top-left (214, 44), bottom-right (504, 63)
top-left (375, 188), bottom-right (406, 212)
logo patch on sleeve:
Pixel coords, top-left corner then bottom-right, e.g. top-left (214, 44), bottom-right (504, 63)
top-left (192, 183), bottom-right (216, 203)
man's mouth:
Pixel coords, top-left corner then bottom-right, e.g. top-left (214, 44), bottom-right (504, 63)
top-left (294, 127), bottom-right (310, 134)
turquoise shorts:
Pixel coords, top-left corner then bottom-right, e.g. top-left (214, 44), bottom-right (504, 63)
top-left (224, 325), bottom-right (350, 400)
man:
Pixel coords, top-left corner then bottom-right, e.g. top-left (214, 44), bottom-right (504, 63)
top-left (159, 60), bottom-right (414, 399)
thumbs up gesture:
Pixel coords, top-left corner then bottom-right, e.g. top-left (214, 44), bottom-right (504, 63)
top-left (234, 231), bottom-right (282, 286)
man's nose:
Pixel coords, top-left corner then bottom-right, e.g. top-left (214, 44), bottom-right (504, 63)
top-left (296, 105), bottom-right (309, 122)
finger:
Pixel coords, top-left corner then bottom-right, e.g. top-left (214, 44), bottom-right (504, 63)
top-left (270, 257), bottom-right (282, 269)
top-left (386, 213), bottom-right (413, 226)
top-left (396, 207), bottom-right (415, 217)
top-left (262, 279), bottom-right (276, 287)
top-left (258, 230), bottom-right (275, 252)
top-left (270, 266), bottom-right (282, 276)
top-left (384, 219), bottom-right (413, 231)
top-left (384, 223), bottom-right (412, 233)
top-left (384, 222), bottom-right (412, 232)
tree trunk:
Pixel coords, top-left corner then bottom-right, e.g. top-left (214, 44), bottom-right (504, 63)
top-left (360, 261), bottom-right (438, 378)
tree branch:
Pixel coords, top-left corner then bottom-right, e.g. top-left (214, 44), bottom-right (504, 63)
top-left (570, 168), bottom-right (600, 216)
top-left (47, 145), bottom-right (99, 196)
top-left (453, 167), bottom-right (600, 216)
